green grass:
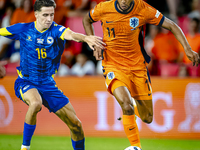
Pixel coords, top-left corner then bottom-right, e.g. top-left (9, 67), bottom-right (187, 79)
top-left (0, 135), bottom-right (199, 150)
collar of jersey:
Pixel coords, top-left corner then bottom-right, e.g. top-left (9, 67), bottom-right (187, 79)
top-left (34, 21), bottom-right (49, 33)
top-left (115, 0), bottom-right (134, 14)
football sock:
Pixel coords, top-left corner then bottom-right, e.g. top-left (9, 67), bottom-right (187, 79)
top-left (71, 138), bottom-right (85, 150)
top-left (22, 122), bottom-right (36, 146)
top-left (123, 115), bottom-right (141, 148)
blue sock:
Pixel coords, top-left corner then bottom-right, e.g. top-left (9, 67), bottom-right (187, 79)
top-left (71, 138), bottom-right (85, 150)
top-left (22, 122), bottom-right (36, 146)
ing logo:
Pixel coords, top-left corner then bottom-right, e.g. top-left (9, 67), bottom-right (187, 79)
top-left (0, 85), bottom-right (14, 127)
top-left (178, 83), bottom-right (200, 132)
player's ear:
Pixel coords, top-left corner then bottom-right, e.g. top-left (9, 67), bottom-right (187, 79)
top-left (34, 11), bottom-right (38, 19)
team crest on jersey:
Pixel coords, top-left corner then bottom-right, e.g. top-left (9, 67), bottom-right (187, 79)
top-left (130, 17), bottom-right (139, 28)
top-left (47, 36), bottom-right (54, 44)
top-left (107, 72), bottom-right (115, 80)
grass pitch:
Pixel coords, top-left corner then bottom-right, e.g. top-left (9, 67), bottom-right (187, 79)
top-left (0, 135), bottom-right (199, 150)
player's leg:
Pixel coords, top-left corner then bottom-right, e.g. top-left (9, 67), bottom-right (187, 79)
top-left (131, 70), bottom-right (153, 124)
top-left (134, 99), bottom-right (153, 124)
top-left (112, 84), bottom-right (141, 148)
top-left (55, 103), bottom-right (85, 150)
top-left (20, 88), bottom-right (43, 150)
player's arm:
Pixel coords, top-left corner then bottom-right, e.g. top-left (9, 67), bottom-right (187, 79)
top-left (82, 13), bottom-right (103, 60)
top-left (0, 61), bottom-right (7, 78)
top-left (161, 17), bottom-right (200, 66)
top-left (0, 28), bottom-right (12, 79)
top-left (63, 28), bottom-right (105, 51)
top-left (0, 27), bottom-right (12, 36)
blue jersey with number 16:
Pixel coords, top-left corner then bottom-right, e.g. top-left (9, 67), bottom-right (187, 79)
top-left (5, 21), bottom-right (68, 84)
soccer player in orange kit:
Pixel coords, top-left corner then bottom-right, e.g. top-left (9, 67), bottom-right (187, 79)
top-left (83, 0), bottom-right (200, 149)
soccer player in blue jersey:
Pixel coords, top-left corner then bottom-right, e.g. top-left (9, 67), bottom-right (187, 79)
top-left (0, 0), bottom-right (105, 150)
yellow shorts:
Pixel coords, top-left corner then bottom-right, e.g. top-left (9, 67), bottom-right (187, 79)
top-left (103, 67), bottom-right (152, 100)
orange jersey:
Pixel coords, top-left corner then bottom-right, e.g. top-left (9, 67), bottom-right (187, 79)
top-left (89, 0), bottom-right (164, 70)
top-left (152, 32), bottom-right (180, 62)
top-left (10, 9), bottom-right (35, 25)
top-left (179, 33), bottom-right (200, 64)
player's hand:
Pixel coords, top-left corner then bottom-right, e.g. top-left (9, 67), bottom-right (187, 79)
top-left (93, 45), bottom-right (103, 60)
top-left (85, 35), bottom-right (106, 51)
top-left (0, 61), bottom-right (7, 78)
top-left (0, 64), bottom-right (6, 78)
top-left (185, 48), bottom-right (200, 66)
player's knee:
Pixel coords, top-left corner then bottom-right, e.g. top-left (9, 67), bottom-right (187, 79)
top-left (121, 102), bottom-right (134, 115)
top-left (70, 119), bottom-right (83, 133)
top-left (29, 100), bottom-right (42, 113)
top-left (141, 112), bottom-right (153, 124)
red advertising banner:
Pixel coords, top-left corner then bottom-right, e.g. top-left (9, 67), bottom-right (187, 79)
top-left (0, 76), bottom-right (200, 139)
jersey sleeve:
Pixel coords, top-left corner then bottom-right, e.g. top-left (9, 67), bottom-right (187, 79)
top-left (143, 1), bottom-right (165, 26)
top-left (54, 24), bottom-right (69, 40)
top-left (2, 23), bottom-right (26, 40)
top-left (89, 2), bottom-right (103, 22)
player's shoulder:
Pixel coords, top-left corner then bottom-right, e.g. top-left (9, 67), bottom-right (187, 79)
top-left (134, 0), bottom-right (147, 9)
top-left (96, 0), bottom-right (115, 15)
top-left (7, 22), bottom-right (34, 33)
top-left (50, 21), bottom-right (66, 32)
top-left (133, 0), bottom-right (152, 14)
top-left (100, 0), bottom-right (114, 5)
top-left (96, 0), bottom-right (115, 9)
top-left (11, 22), bottom-right (33, 28)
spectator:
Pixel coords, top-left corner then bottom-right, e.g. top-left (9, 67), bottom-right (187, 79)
top-left (151, 27), bottom-right (181, 76)
top-left (188, 0), bottom-right (200, 19)
top-left (178, 17), bottom-right (200, 76)
top-left (0, 3), bottom-right (15, 60)
top-left (152, 27), bottom-right (180, 63)
top-left (70, 53), bottom-right (95, 76)
top-left (166, 0), bottom-right (180, 22)
top-left (57, 41), bottom-right (76, 76)
top-left (10, 0), bottom-right (35, 25)
top-left (90, 0), bottom-right (107, 9)
top-left (96, 60), bottom-right (103, 75)
top-left (64, 0), bottom-right (89, 11)
top-left (0, 0), bottom-right (5, 20)
top-left (145, 25), bottom-right (160, 75)
top-left (53, 0), bottom-right (68, 25)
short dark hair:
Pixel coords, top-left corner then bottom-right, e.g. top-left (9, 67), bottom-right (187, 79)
top-left (192, 18), bottom-right (200, 26)
top-left (34, 0), bottom-right (56, 12)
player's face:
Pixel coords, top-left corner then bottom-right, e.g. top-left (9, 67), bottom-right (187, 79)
top-left (35, 6), bottom-right (54, 31)
top-left (117, 0), bottom-right (133, 10)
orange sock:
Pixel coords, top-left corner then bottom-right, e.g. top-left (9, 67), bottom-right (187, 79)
top-left (123, 115), bottom-right (141, 148)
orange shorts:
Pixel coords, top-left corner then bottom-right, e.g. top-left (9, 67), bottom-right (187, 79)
top-left (103, 67), bottom-right (152, 100)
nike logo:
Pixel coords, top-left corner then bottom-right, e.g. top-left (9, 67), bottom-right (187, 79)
top-left (129, 127), bottom-right (135, 131)
top-left (148, 93), bottom-right (152, 96)
top-left (106, 21), bottom-right (113, 23)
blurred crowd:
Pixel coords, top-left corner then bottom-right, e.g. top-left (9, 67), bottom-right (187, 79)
top-left (0, 0), bottom-right (200, 77)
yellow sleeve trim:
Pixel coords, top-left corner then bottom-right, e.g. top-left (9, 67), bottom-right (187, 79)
top-left (17, 69), bottom-right (23, 78)
top-left (0, 28), bottom-right (12, 36)
top-left (20, 89), bottom-right (25, 101)
top-left (60, 27), bottom-right (70, 40)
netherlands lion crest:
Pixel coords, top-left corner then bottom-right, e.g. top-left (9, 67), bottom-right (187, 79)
top-left (130, 17), bottom-right (139, 28)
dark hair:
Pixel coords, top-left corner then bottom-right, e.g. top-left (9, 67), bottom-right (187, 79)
top-left (20, 0), bottom-right (33, 12)
top-left (34, 0), bottom-right (56, 12)
top-left (192, 18), bottom-right (200, 26)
